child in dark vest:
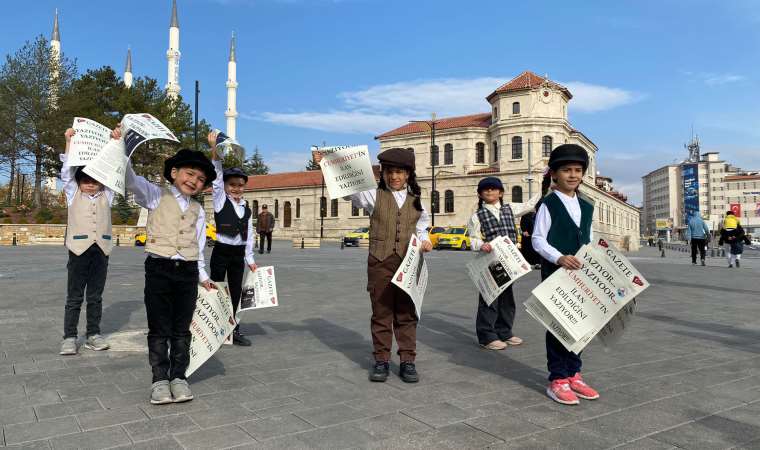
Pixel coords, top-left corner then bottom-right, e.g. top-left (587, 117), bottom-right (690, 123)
top-left (316, 147), bottom-right (432, 383)
top-left (124, 127), bottom-right (216, 405)
top-left (467, 177), bottom-right (538, 350)
top-left (58, 127), bottom-right (119, 356)
top-left (208, 131), bottom-right (256, 346)
top-left (532, 144), bottom-right (599, 405)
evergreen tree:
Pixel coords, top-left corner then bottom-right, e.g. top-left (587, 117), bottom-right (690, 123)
top-left (244, 146), bottom-right (269, 175)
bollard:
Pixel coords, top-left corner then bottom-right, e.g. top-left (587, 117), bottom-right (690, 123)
top-left (340, 240), bottom-right (345, 250)
top-left (710, 248), bottom-right (715, 257)
top-left (116, 236), bottom-right (120, 247)
top-left (301, 237), bottom-right (304, 249)
top-left (720, 248), bottom-right (725, 257)
top-left (661, 248), bottom-right (665, 258)
top-left (12, 233), bottom-right (17, 246)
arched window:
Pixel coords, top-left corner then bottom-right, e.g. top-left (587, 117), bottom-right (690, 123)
top-left (283, 201), bottom-right (292, 228)
top-left (363, 208), bottom-right (369, 216)
top-left (319, 196), bottom-right (326, 218)
top-left (475, 142), bottom-right (485, 164)
top-left (512, 136), bottom-right (523, 159)
top-left (512, 186), bottom-right (523, 203)
top-left (351, 204), bottom-right (359, 216)
top-left (330, 198), bottom-right (338, 217)
top-left (512, 102), bottom-right (520, 114)
top-left (274, 199), bottom-right (279, 218)
top-left (444, 143), bottom-right (453, 165)
top-left (430, 145), bottom-right (439, 166)
top-left (295, 198), bottom-right (301, 218)
top-left (431, 190), bottom-right (440, 214)
top-left (252, 200), bottom-right (259, 217)
top-left (492, 141), bottom-right (499, 162)
top-left (492, 106), bottom-right (498, 122)
top-left (444, 190), bottom-right (454, 213)
top-left (542, 136), bottom-right (552, 157)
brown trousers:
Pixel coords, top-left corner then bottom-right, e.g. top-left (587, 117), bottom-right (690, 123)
top-left (367, 254), bottom-right (418, 362)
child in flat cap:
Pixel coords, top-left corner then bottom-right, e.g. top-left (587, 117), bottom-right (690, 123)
top-left (467, 177), bottom-right (539, 351)
top-left (318, 147), bottom-right (432, 383)
top-left (58, 126), bottom-right (121, 357)
top-left (208, 131), bottom-right (256, 347)
top-left (124, 127), bottom-right (216, 406)
top-left (532, 144), bottom-right (599, 405)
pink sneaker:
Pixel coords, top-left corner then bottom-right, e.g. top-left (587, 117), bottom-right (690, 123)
top-left (568, 373), bottom-right (599, 400)
top-left (546, 378), bottom-right (579, 405)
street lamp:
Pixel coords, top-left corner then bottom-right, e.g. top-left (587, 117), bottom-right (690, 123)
top-left (409, 113), bottom-right (437, 226)
top-left (311, 145), bottom-right (326, 239)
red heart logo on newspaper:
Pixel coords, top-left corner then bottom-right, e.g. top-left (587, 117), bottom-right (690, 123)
top-left (77, 118), bottom-right (85, 123)
top-left (141, 114), bottom-right (151, 118)
top-left (598, 239), bottom-right (608, 248)
top-left (396, 273), bottom-right (403, 282)
top-left (522, 264), bottom-right (529, 271)
top-left (271, 297), bottom-right (276, 304)
top-left (228, 317), bottom-right (236, 325)
top-left (632, 276), bottom-right (644, 286)
top-left (412, 237), bottom-right (417, 246)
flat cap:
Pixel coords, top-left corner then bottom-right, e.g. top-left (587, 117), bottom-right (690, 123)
top-left (378, 147), bottom-right (415, 171)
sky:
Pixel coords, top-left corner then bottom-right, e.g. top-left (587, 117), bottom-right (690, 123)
top-left (2, 0), bottom-right (760, 205)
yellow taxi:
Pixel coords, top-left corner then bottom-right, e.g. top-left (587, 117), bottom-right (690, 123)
top-left (134, 232), bottom-right (146, 246)
top-left (427, 226), bottom-right (446, 248)
top-left (343, 227), bottom-right (369, 247)
top-left (435, 226), bottom-right (471, 250)
top-left (135, 223), bottom-right (217, 247)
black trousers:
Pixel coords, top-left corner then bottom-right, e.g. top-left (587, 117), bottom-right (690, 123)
top-left (144, 258), bottom-right (198, 382)
top-left (258, 232), bottom-right (272, 253)
top-left (691, 238), bottom-right (707, 263)
top-left (64, 245), bottom-right (109, 339)
top-left (475, 286), bottom-right (516, 345)
top-left (542, 262), bottom-right (582, 381)
top-left (210, 242), bottom-right (245, 331)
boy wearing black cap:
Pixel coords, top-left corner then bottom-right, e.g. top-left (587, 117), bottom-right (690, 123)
top-left (58, 127), bottom-right (118, 356)
top-left (329, 147), bottom-right (432, 383)
top-left (468, 176), bottom-right (539, 351)
top-left (532, 144), bottom-right (599, 405)
top-left (125, 135), bottom-right (216, 405)
top-left (208, 131), bottom-right (256, 346)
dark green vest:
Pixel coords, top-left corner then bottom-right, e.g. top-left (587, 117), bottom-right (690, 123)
top-left (541, 192), bottom-right (593, 280)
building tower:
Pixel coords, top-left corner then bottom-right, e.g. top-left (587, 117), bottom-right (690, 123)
top-left (166, 0), bottom-right (181, 99)
top-left (49, 9), bottom-right (61, 108)
top-left (225, 32), bottom-right (238, 140)
top-left (124, 47), bottom-right (133, 88)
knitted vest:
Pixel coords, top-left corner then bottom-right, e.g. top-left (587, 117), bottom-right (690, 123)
top-left (65, 189), bottom-right (113, 256)
top-left (145, 188), bottom-right (201, 260)
top-left (476, 204), bottom-right (517, 242)
top-left (215, 198), bottom-right (251, 240)
top-left (541, 192), bottom-right (593, 279)
top-left (369, 189), bottom-right (421, 261)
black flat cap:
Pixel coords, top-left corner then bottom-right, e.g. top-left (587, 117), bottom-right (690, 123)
top-left (378, 147), bottom-right (415, 171)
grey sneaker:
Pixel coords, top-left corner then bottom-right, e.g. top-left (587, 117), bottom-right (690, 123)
top-left (59, 337), bottom-right (78, 356)
top-left (84, 334), bottom-right (110, 351)
top-left (150, 380), bottom-right (173, 405)
top-left (170, 378), bottom-right (193, 403)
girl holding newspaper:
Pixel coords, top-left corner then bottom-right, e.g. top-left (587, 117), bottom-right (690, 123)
top-left (532, 144), bottom-right (599, 406)
top-left (467, 177), bottom-right (539, 351)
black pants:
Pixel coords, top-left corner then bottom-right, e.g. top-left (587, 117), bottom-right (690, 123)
top-left (546, 331), bottom-right (582, 380)
top-left (210, 242), bottom-right (245, 331)
top-left (64, 245), bottom-right (109, 339)
top-left (258, 232), bottom-right (272, 253)
top-left (144, 258), bottom-right (198, 382)
top-left (691, 238), bottom-right (707, 263)
top-left (475, 286), bottom-right (515, 345)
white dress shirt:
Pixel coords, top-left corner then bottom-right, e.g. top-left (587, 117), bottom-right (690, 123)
top-left (126, 162), bottom-right (209, 282)
top-left (347, 189), bottom-right (431, 242)
top-left (532, 190), bottom-right (593, 264)
top-left (211, 160), bottom-right (255, 265)
top-left (468, 193), bottom-right (540, 251)
top-left (60, 154), bottom-right (115, 206)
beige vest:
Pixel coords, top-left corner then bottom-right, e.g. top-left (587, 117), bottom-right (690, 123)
top-left (369, 189), bottom-right (421, 261)
top-left (65, 189), bottom-right (113, 256)
top-left (145, 188), bottom-right (201, 260)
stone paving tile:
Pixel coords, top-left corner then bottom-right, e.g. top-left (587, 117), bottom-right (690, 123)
top-left (465, 413), bottom-right (545, 442)
top-left (351, 412), bottom-right (434, 440)
top-left (109, 437), bottom-right (184, 450)
top-left (3, 416), bottom-right (81, 445)
top-left (0, 406), bottom-right (36, 426)
top-left (649, 414), bottom-right (760, 449)
top-left (76, 405), bottom-right (148, 431)
top-left (97, 389), bottom-right (150, 409)
top-left (229, 434), bottom-right (312, 450)
top-left (34, 398), bottom-right (103, 420)
top-left (612, 437), bottom-right (681, 449)
top-left (48, 425), bottom-right (132, 450)
top-left (3, 439), bottom-right (53, 449)
top-left (367, 422), bottom-right (502, 449)
top-left (238, 413), bottom-right (315, 440)
top-left (138, 397), bottom-right (211, 419)
top-left (292, 423), bottom-right (376, 449)
top-left (241, 396), bottom-right (301, 412)
top-left (403, 401), bottom-right (475, 428)
top-left (487, 427), bottom-right (620, 450)
top-left (122, 413), bottom-right (199, 442)
top-left (174, 424), bottom-right (256, 450)
top-left (294, 403), bottom-right (370, 427)
top-left (187, 404), bottom-right (258, 428)
top-left (572, 403), bottom-right (691, 445)
top-left (57, 383), bottom-right (120, 402)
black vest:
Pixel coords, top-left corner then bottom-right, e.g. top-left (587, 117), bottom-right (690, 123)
top-left (214, 198), bottom-right (252, 240)
top-left (540, 192), bottom-right (593, 280)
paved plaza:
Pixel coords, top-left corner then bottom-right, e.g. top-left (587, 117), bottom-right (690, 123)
top-left (0, 243), bottom-right (759, 449)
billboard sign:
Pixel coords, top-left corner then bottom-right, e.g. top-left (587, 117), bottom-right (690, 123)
top-left (682, 164), bottom-right (699, 220)
top-left (655, 219), bottom-right (671, 230)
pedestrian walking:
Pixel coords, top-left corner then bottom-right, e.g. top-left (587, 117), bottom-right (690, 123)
top-left (686, 213), bottom-right (710, 266)
top-left (256, 205), bottom-right (274, 254)
top-left (719, 220), bottom-right (750, 268)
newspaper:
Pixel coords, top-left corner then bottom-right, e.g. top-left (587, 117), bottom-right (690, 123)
top-left (240, 266), bottom-right (279, 312)
top-left (83, 113), bottom-right (179, 195)
top-left (213, 129), bottom-right (240, 158)
top-left (67, 117), bottom-right (112, 166)
top-left (136, 208), bottom-right (148, 227)
top-left (466, 236), bottom-right (532, 306)
top-left (597, 298), bottom-right (637, 348)
top-left (319, 145), bottom-right (376, 199)
top-left (524, 239), bottom-right (649, 353)
top-left (186, 282), bottom-right (235, 377)
top-left (391, 234), bottom-right (428, 319)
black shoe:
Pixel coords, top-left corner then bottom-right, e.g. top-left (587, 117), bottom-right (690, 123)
top-left (736, 260), bottom-right (740, 268)
top-left (232, 332), bottom-right (251, 347)
top-left (267, 250), bottom-right (271, 254)
top-left (399, 362), bottom-right (419, 383)
top-left (701, 259), bottom-right (706, 266)
top-left (369, 360), bottom-right (389, 382)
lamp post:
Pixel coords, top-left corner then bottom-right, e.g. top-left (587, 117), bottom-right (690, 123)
top-left (312, 145), bottom-right (326, 239)
top-left (409, 113), bottom-right (437, 226)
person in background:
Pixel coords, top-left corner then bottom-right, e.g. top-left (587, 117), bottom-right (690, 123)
top-left (256, 205), bottom-right (275, 254)
top-left (686, 213), bottom-right (710, 266)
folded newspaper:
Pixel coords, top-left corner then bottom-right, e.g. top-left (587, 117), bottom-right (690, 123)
top-left (186, 282), bottom-right (235, 377)
top-left (240, 266), bottom-right (279, 312)
top-left (466, 236), bottom-right (532, 306)
top-left (524, 238), bottom-right (648, 353)
top-left (391, 234), bottom-right (428, 319)
top-left (318, 145), bottom-right (376, 199)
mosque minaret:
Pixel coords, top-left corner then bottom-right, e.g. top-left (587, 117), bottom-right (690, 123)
top-left (166, 0), bottom-right (181, 99)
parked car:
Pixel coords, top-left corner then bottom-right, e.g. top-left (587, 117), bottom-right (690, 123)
top-left (134, 232), bottom-right (146, 246)
top-left (427, 226), bottom-right (446, 248)
top-left (343, 227), bottom-right (369, 247)
top-left (436, 226), bottom-right (471, 250)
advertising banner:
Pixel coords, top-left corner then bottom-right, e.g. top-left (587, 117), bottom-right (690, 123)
top-left (682, 164), bottom-right (699, 220)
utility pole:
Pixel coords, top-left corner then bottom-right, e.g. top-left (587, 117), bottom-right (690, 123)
top-left (527, 138), bottom-right (532, 199)
top-left (194, 80), bottom-right (199, 151)
top-left (409, 113), bottom-right (437, 226)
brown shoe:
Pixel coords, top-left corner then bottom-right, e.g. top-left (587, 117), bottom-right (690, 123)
top-left (483, 340), bottom-right (507, 350)
top-left (504, 336), bottom-right (523, 346)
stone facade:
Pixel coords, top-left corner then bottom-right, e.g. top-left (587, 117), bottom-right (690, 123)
top-left (0, 224), bottom-right (144, 246)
